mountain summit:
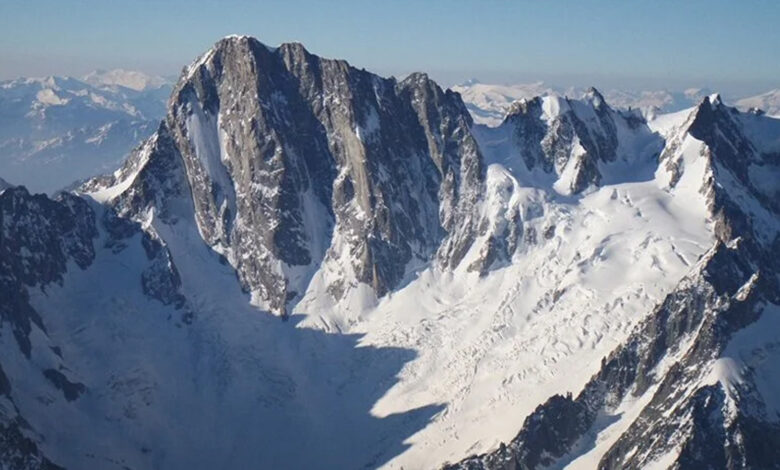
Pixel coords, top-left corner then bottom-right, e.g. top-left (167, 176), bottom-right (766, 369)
top-left (84, 35), bottom-right (483, 315)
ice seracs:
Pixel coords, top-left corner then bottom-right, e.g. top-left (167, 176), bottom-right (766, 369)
top-left (447, 91), bottom-right (780, 470)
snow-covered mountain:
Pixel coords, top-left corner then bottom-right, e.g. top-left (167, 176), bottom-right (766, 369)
top-left (451, 81), bottom-right (779, 126)
top-left (450, 80), bottom-right (556, 126)
top-left (736, 89), bottom-right (780, 117)
top-left (600, 87), bottom-right (712, 116)
top-left (82, 69), bottom-right (170, 92)
top-left (448, 94), bottom-right (780, 469)
top-left (0, 73), bottom-right (171, 193)
top-left (1, 36), bottom-right (778, 470)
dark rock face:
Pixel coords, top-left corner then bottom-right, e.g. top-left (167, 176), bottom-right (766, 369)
top-left (0, 181), bottom-right (186, 468)
top-left (0, 186), bottom-right (98, 469)
top-left (98, 121), bottom-right (192, 224)
top-left (2, 362), bottom-right (60, 469)
top-left (0, 418), bottom-right (64, 470)
top-left (465, 393), bottom-right (592, 470)
top-left (92, 36), bottom-right (483, 315)
top-left (42, 368), bottom-right (86, 402)
top-left (0, 187), bottom-right (96, 285)
top-left (500, 88), bottom-right (624, 194)
top-left (140, 230), bottom-right (186, 308)
top-left (0, 186), bottom-right (97, 356)
top-left (687, 97), bottom-right (780, 244)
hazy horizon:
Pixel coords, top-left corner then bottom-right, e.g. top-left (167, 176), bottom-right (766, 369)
top-left (1, 1), bottom-right (779, 96)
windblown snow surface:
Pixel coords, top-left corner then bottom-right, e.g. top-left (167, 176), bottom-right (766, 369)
top-left (7, 102), bottom-right (728, 469)
top-left (309, 102), bottom-right (715, 469)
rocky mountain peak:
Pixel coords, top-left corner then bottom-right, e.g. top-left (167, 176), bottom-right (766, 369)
top-left (655, 90), bottom-right (780, 257)
top-left (484, 90), bottom-right (635, 194)
top-left (84, 35), bottom-right (483, 316)
top-left (686, 93), bottom-right (742, 142)
top-left (583, 86), bottom-right (606, 108)
top-left (504, 95), bottom-right (543, 118)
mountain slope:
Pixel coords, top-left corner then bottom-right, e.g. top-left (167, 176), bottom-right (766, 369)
top-left (736, 89), bottom-right (780, 117)
top-left (0, 36), bottom-right (778, 470)
top-left (447, 95), bottom-right (780, 470)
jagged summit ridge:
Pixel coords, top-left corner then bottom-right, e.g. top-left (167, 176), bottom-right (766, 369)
top-left (476, 86), bottom-right (658, 198)
top-left (447, 87), bottom-right (780, 470)
top-left (85, 34), bottom-right (483, 315)
top-left (656, 94), bottom-right (780, 245)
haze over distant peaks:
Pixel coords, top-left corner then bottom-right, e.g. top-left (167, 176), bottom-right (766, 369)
top-left (736, 89), bottom-right (780, 117)
top-left (0, 71), bottom-right (172, 193)
top-left (452, 80), bottom-right (779, 126)
top-left (82, 68), bottom-right (172, 91)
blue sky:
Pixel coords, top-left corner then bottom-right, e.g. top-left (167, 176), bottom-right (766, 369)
top-left (1, 0), bottom-right (778, 94)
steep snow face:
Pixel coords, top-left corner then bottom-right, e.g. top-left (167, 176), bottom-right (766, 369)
top-left (446, 99), bottom-right (780, 470)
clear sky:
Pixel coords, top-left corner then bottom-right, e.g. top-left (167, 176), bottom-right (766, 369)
top-left (1, 0), bottom-right (778, 94)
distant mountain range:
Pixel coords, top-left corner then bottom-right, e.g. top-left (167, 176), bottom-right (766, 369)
top-left (2, 68), bottom-right (776, 195)
top-left (451, 79), bottom-right (780, 126)
top-left (82, 69), bottom-right (171, 92)
top-left (0, 71), bottom-right (172, 193)
top-left (736, 89), bottom-right (780, 117)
